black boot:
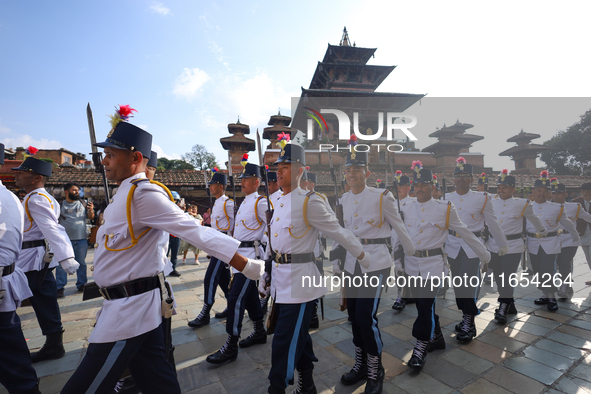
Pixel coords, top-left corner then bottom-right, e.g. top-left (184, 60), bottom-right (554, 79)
top-left (494, 302), bottom-right (509, 324)
top-left (456, 314), bottom-right (476, 343)
top-left (268, 385), bottom-right (285, 394)
top-left (364, 353), bottom-right (384, 394)
top-left (341, 346), bottom-right (367, 385)
top-left (428, 323), bottom-right (446, 352)
top-left (392, 297), bottom-right (406, 310)
top-left (206, 334), bottom-right (239, 364)
top-left (309, 303), bottom-right (319, 329)
top-left (31, 329), bottom-right (65, 363)
top-left (408, 340), bottom-right (429, 369)
top-left (239, 320), bottom-right (267, 348)
top-left (547, 297), bottom-right (559, 311)
top-left (534, 297), bottom-right (549, 305)
top-left (292, 367), bottom-right (317, 394)
top-left (215, 307), bottom-right (228, 319)
top-left (507, 301), bottom-right (518, 314)
top-left (188, 304), bottom-right (211, 328)
top-left (113, 376), bottom-right (140, 394)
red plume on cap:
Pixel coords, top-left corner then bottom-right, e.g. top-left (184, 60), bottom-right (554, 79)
top-left (265, 165), bottom-right (269, 171)
top-left (212, 167), bottom-right (218, 172)
top-left (500, 169), bottom-right (509, 181)
top-left (481, 172), bottom-right (487, 181)
top-left (550, 177), bottom-right (559, 186)
top-left (411, 160), bottom-right (423, 172)
top-left (540, 170), bottom-right (549, 180)
top-left (433, 175), bottom-right (438, 180)
top-left (395, 170), bottom-right (402, 175)
top-left (118, 105), bottom-right (137, 120)
top-left (241, 154), bottom-right (249, 167)
top-left (305, 166), bottom-right (310, 171)
top-left (456, 156), bottom-right (466, 165)
top-left (25, 146), bottom-right (39, 156)
top-left (347, 134), bottom-right (358, 147)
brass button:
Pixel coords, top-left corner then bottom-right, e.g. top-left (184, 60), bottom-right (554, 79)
top-left (503, 204), bottom-right (506, 207)
top-left (459, 208), bottom-right (462, 210)
top-left (421, 208), bottom-right (425, 211)
top-left (354, 226), bottom-right (358, 229)
top-left (100, 219), bottom-right (105, 225)
top-left (420, 230), bottom-right (423, 233)
top-left (500, 220), bottom-right (503, 223)
top-left (94, 243), bottom-right (98, 248)
top-left (235, 224), bottom-right (238, 226)
top-left (276, 263), bottom-right (278, 267)
top-left (418, 241), bottom-right (421, 244)
top-left (369, 220), bottom-right (374, 223)
top-left (276, 217), bottom-right (280, 221)
top-left (408, 224), bottom-right (411, 227)
top-left (274, 233), bottom-right (278, 237)
top-left (354, 213), bottom-right (358, 217)
top-left (421, 220), bottom-right (425, 223)
top-left (280, 204), bottom-right (284, 207)
top-left (109, 233), bottom-right (114, 238)
top-left (460, 199), bottom-right (463, 201)
top-left (239, 211), bottom-right (241, 214)
top-left (354, 201), bottom-right (358, 204)
top-left (502, 212), bottom-right (504, 215)
top-left (109, 198), bottom-right (113, 203)
top-left (275, 249), bottom-right (278, 252)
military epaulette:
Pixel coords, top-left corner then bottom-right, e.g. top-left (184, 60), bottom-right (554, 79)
top-left (24, 192), bottom-right (54, 232)
top-left (382, 189), bottom-right (390, 196)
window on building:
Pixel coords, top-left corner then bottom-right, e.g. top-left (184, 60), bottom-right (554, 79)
top-left (63, 156), bottom-right (71, 164)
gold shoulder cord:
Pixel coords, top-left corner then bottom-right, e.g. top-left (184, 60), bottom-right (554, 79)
top-left (517, 200), bottom-right (529, 218)
top-left (104, 180), bottom-right (174, 252)
top-left (289, 191), bottom-right (313, 239)
top-left (24, 192), bottom-right (54, 232)
top-left (216, 199), bottom-right (231, 231)
top-left (471, 192), bottom-right (488, 221)
top-left (575, 203), bottom-right (581, 220)
top-left (545, 204), bottom-right (564, 228)
top-left (241, 196), bottom-right (264, 231)
top-left (368, 190), bottom-right (387, 228)
top-left (434, 202), bottom-right (452, 230)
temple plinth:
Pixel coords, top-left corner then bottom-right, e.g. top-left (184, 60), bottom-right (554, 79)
top-left (220, 119), bottom-right (255, 174)
top-left (500, 129), bottom-right (551, 174)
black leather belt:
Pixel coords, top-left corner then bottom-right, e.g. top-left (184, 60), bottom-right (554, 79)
top-left (2, 263), bottom-right (15, 276)
top-left (359, 237), bottom-right (390, 245)
top-left (449, 230), bottom-right (483, 238)
top-left (273, 252), bottom-right (316, 265)
top-left (491, 233), bottom-right (523, 241)
top-left (557, 229), bottom-right (569, 235)
top-left (239, 241), bottom-right (258, 248)
top-left (99, 276), bottom-right (160, 301)
top-left (412, 247), bottom-right (444, 258)
top-left (22, 239), bottom-right (46, 249)
top-left (527, 231), bottom-right (558, 239)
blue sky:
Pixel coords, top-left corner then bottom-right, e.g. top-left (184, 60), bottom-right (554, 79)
top-left (1, 0), bottom-right (590, 171)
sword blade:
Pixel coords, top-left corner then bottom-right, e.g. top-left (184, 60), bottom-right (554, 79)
top-left (256, 129), bottom-right (264, 167)
top-left (87, 103), bottom-right (98, 153)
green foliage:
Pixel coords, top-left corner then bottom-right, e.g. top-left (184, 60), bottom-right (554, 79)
top-left (541, 109), bottom-right (591, 175)
top-left (157, 157), bottom-right (194, 170)
top-left (181, 144), bottom-right (218, 171)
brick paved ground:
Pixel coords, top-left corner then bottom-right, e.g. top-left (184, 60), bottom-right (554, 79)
top-left (6, 247), bottom-right (591, 394)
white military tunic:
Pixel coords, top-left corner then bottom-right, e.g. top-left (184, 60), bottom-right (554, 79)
top-left (17, 188), bottom-right (74, 273)
top-left (558, 202), bottom-right (591, 248)
top-left (339, 186), bottom-right (414, 274)
top-left (91, 173), bottom-right (240, 343)
top-left (0, 181), bottom-right (33, 312)
top-left (446, 191), bottom-right (507, 259)
top-left (212, 194), bottom-right (234, 233)
top-left (526, 201), bottom-right (578, 255)
top-left (488, 195), bottom-right (545, 254)
top-left (401, 198), bottom-right (490, 279)
top-left (233, 192), bottom-right (268, 272)
top-left (268, 187), bottom-right (363, 303)
top-left (391, 195), bottom-right (415, 269)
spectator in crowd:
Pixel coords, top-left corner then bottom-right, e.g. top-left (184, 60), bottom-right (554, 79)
top-left (180, 204), bottom-right (203, 265)
top-left (203, 207), bottom-right (211, 227)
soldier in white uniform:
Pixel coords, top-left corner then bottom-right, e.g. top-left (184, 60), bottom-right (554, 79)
top-left (572, 183), bottom-right (591, 284)
top-left (260, 171), bottom-right (281, 316)
top-left (188, 171), bottom-right (234, 327)
top-left (0, 144), bottom-right (40, 394)
top-left (12, 155), bottom-right (79, 363)
top-left (262, 143), bottom-right (367, 394)
top-left (488, 170), bottom-right (546, 323)
top-left (528, 171), bottom-right (579, 311)
top-left (61, 107), bottom-right (264, 393)
top-left (391, 171), bottom-right (415, 311)
top-left (402, 169), bottom-right (491, 370)
top-left (333, 150), bottom-right (415, 394)
top-left (446, 158), bottom-right (507, 343)
top-left (550, 178), bottom-right (591, 298)
top-left (206, 159), bottom-right (268, 364)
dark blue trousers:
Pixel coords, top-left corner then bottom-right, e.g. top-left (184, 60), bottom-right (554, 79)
top-left (0, 311), bottom-right (38, 393)
top-left (269, 301), bottom-right (317, 390)
top-left (345, 266), bottom-right (389, 356)
top-left (449, 248), bottom-right (481, 316)
top-left (409, 279), bottom-right (440, 342)
top-left (490, 252), bottom-right (522, 304)
top-left (203, 257), bottom-right (230, 306)
top-left (62, 323), bottom-right (180, 394)
top-left (167, 235), bottom-right (180, 270)
top-left (557, 246), bottom-right (578, 290)
top-left (25, 267), bottom-right (63, 336)
top-left (226, 273), bottom-right (263, 336)
top-left (529, 247), bottom-right (557, 294)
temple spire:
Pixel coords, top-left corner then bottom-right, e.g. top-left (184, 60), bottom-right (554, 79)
top-left (340, 26), bottom-right (351, 47)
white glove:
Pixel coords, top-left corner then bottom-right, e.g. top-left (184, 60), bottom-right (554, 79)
top-left (331, 260), bottom-right (342, 275)
top-left (60, 258), bottom-right (80, 275)
top-left (395, 268), bottom-right (405, 278)
top-left (358, 252), bottom-right (372, 269)
top-left (242, 258), bottom-right (265, 280)
top-left (498, 246), bottom-right (509, 256)
top-left (539, 228), bottom-right (549, 237)
top-left (258, 272), bottom-right (270, 296)
top-left (480, 251), bottom-right (491, 266)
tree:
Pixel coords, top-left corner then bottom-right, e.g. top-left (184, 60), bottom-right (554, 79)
top-left (157, 157), bottom-right (194, 170)
top-left (181, 144), bottom-right (218, 171)
top-left (541, 109), bottom-right (591, 175)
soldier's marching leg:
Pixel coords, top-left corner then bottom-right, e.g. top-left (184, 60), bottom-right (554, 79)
top-left (309, 299), bottom-right (320, 329)
top-left (449, 249), bottom-right (480, 343)
top-left (531, 249), bottom-right (559, 311)
top-left (409, 280), bottom-right (442, 370)
top-left (490, 252), bottom-right (521, 324)
top-left (239, 275), bottom-right (266, 348)
top-left (268, 301), bottom-right (317, 394)
top-left (556, 246), bottom-right (577, 299)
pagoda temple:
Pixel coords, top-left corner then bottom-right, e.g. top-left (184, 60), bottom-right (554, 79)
top-left (499, 129), bottom-right (551, 174)
top-left (262, 111), bottom-right (293, 166)
top-left (220, 118), bottom-right (255, 175)
top-left (422, 120), bottom-right (487, 174)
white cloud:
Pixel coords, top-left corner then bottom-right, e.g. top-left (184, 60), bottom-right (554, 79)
top-left (1, 135), bottom-right (62, 150)
top-left (152, 144), bottom-right (181, 160)
top-left (172, 68), bottom-right (211, 100)
top-left (150, 2), bottom-right (170, 16)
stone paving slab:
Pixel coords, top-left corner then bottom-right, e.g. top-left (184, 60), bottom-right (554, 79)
top-left (7, 249), bottom-right (591, 393)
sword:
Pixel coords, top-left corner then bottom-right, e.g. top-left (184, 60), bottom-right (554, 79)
top-left (204, 170), bottom-right (213, 209)
top-left (256, 129), bottom-right (274, 303)
top-left (87, 103), bottom-right (111, 204)
top-left (228, 151), bottom-right (237, 216)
